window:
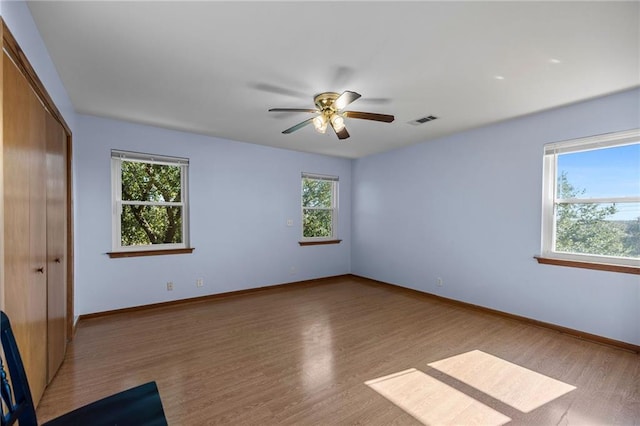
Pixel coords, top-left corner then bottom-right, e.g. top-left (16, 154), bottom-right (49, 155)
top-left (301, 173), bottom-right (339, 242)
top-left (111, 150), bottom-right (190, 253)
top-left (541, 129), bottom-right (639, 268)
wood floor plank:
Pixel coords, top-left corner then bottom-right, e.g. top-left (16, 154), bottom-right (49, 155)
top-left (37, 277), bottom-right (640, 425)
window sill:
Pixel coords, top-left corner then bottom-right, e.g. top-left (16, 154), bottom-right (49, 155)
top-left (107, 248), bottom-right (195, 258)
top-left (534, 256), bottom-right (639, 275)
top-left (299, 239), bottom-right (342, 246)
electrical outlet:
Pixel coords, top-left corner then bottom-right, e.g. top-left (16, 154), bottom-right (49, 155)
top-left (196, 278), bottom-right (204, 288)
top-left (436, 277), bottom-right (443, 287)
top-left (289, 266), bottom-right (296, 275)
top-left (286, 219), bottom-right (293, 227)
top-left (166, 281), bottom-right (174, 291)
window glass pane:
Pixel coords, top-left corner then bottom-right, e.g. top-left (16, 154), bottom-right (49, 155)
top-left (122, 161), bottom-right (182, 202)
top-left (557, 143), bottom-right (640, 198)
top-left (555, 202), bottom-right (639, 258)
top-left (303, 209), bottom-right (332, 238)
top-left (302, 178), bottom-right (333, 208)
top-left (121, 205), bottom-right (183, 246)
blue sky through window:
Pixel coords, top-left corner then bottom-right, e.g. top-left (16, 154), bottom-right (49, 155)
top-left (557, 143), bottom-right (639, 220)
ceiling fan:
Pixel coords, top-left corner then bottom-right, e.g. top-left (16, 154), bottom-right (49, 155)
top-left (269, 91), bottom-right (394, 140)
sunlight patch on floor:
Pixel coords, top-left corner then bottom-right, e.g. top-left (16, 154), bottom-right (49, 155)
top-left (428, 350), bottom-right (576, 413)
top-left (365, 368), bottom-right (511, 426)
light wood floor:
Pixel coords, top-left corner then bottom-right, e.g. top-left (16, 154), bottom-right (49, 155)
top-left (37, 276), bottom-right (639, 425)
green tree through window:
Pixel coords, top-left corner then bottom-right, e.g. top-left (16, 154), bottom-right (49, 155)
top-left (112, 150), bottom-right (189, 251)
top-left (302, 175), bottom-right (337, 239)
top-left (555, 172), bottom-right (632, 257)
top-left (121, 162), bottom-right (183, 246)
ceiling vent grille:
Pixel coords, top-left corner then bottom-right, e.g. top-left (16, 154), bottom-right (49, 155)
top-left (410, 115), bottom-right (438, 125)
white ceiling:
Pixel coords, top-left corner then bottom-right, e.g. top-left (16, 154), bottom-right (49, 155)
top-left (27, 1), bottom-right (639, 159)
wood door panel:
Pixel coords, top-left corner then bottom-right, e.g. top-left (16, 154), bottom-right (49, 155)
top-left (3, 52), bottom-right (32, 366)
top-left (3, 52), bottom-right (49, 404)
top-left (27, 58), bottom-right (48, 404)
top-left (46, 112), bottom-right (67, 381)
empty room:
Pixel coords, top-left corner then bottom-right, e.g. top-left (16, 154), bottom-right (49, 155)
top-left (0, 1), bottom-right (638, 425)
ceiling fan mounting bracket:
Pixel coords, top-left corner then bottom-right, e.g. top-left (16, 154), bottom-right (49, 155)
top-left (314, 92), bottom-right (340, 112)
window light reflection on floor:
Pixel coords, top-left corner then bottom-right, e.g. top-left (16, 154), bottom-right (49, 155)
top-left (365, 350), bottom-right (576, 425)
top-left (301, 318), bottom-right (335, 393)
top-left (428, 350), bottom-right (576, 413)
top-left (365, 368), bottom-right (511, 426)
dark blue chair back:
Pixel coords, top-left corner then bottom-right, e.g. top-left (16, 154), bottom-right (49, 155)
top-left (1, 311), bottom-right (38, 426)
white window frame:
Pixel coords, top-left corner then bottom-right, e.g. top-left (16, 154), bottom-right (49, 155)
top-left (541, 129), bottom-right (640, 267)
top-left (301, 172), bottom-right (339, 242)
top-left (111, 150), bottom-right (190, 252)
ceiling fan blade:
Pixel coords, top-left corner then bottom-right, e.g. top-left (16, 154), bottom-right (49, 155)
top-left (269, 108), bottom-right (319, 113)
top-left (282, 117), bottom-right (315, 134)
top-left (335, 126), bottom-right (350, 140)
top-left (334, 91), bottom-right (361, 111)
top-left (343, 111), bottom-right (395, 123)
top-left (331, 122), bottom-right (350, 140)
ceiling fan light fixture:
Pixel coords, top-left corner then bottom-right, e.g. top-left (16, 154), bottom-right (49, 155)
top-left (330, 113), bottom-right (345, 131)
top-left (313, 115), bottom-right (328, 133)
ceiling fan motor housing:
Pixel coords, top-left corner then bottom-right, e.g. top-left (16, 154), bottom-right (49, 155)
top-left (314, 92), bottom-right (340, 112)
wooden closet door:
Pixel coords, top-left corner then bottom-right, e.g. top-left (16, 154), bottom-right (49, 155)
top-left (3, 52), bottom-right (49, 404)
top-left (46, 112), bottom-right (67, 381)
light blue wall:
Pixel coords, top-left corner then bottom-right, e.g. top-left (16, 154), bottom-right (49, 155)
top-left (75, 115), bottom-right (351, 314)
top-left (352, 88), bottom-right (640, 345)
